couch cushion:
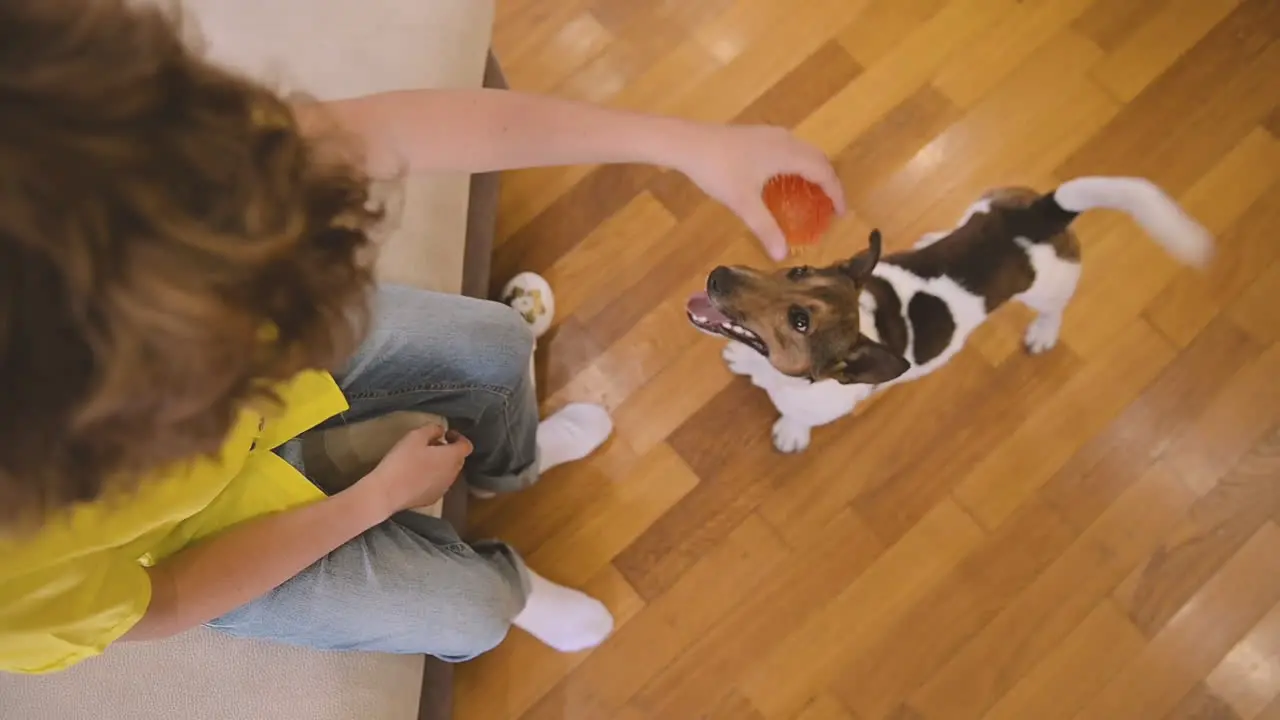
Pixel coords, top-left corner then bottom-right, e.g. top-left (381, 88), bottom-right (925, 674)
top-left (184, 0), bottom-right (495, 295)
top-left (2, 628), bottom-right (426, 720)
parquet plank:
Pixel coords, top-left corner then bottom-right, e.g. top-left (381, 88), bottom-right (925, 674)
top-left (952, 319), bottom-right (1176, 530)
top-left (545, 291), bottom-right (701, 414)
top-left (607, 338), bottom-right (733, 457)
top-left (628, 509), bottom-right (883, 719)
top-left (1260, 693), bottom-right (1280, 720)
top-left (791, 694), bottom-right (858, 720)
top-left (501, 12), bottom-right (613, 97)
top-left (494, 166), bottom-right (595, 248)
top-left (830, 498), bottom-right (1078, 718)
top-left (1089, 0), bottom-right (1241, 103)
top-left (858, 29), bottom-right (1114, 244)
top-left (612, 378), bottom-right (787, 600)
top-left (1056, 0), bottom-right (1280, 195)
top-left (538, 191), bottom-right (677, 328)
top-left (670, 0), bottom-right (872, 124)
top-left (834, 84), bottom-right (962, 210)
top-left (733, 41), bottom-right (864, 128)
top-left (522, 514), bottom-right (788, 719)
top-left (756, 346), bottom-right (998, 549)
top-left (539, 201), bottom-right (742, 395)
top-left (806, 0), bottom-right (1017, 156)
top-left (555, 231), bottom-right (775, 444)
top-left (545, 230), bottom-right (761, 412)
top-left (1071, 0), bottom-right (1168, 52)
top-left (1158, 344), bottom-right (1280, 496)
top-left (552, 8), bottom-right (703, 104)
top-left (467, 431), bottom-right (638, 550)
top-left (523, 442), bottom-right (699, 588)
top-left (1058, 125), bottom-right (1280, 361)
top-left (493, 164), bottom-right (659, 297)
top-left (644, 170), bottom-right (704, 220)
top-left (1228, 263), bottom-right (1280, 347)
top-left (1037, 317), bottom-right (1266, 531)
top-left (492, 0), bottom-right (594, 71)
top-left (601, 708), bottom-right (647, 720)
top-left (852, 342), bottom-right (1079, 545)
top-left (1145, 182), bottom-right (1280, 351)
top-left (1165, 683), bottom-right (1245, 720)
top-left (1206, 601), bottom-right (1280, 720)
top-left (931, 0), bottom-right (1101, 109)
top-left (704, 689), bottom-right (767, 720)
top-left (837, 0), bottom-right (947, 67)
top-left (1113, 423), bottom-right (1280, 637)
top-left (738, 500), bottom-right (984, 719)
top-left (1265, 104), bottom-right (1280, 140)
top-left (911, 460), bottom-right (1197, 720)
top-left (980, 600), bottom-right (1147, 720)
top-left (1071, 522), bottom-right (1280, 720)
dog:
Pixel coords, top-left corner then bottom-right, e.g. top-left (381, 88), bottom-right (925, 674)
top-left (686, 176), bottom-right (1213, 453)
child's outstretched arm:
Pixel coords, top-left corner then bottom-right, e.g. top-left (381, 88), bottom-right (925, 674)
top-left (299, 88), bottom-right (845, 260)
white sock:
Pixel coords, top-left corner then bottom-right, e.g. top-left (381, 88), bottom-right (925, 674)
top-left (537, 403), bottom-right (612, 473)
top-left (512, 569), bottom-right (614, 652)
top-left (468, 403), bottom-right (611, 500)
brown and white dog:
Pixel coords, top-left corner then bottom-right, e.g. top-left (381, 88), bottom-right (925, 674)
top-left (686, 176), bottom-right (1212, 453)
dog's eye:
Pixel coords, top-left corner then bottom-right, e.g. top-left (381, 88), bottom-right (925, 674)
top-left (786, 266), bottom-right (811, 280)
top-left (788, 306), bottom-right (810, 333)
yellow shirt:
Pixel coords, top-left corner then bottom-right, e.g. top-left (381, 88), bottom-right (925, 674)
top-left (0, 370), bottom-right (348, 675)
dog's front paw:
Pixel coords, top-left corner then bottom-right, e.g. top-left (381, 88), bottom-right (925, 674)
top-left (723, 342), bottom-right (761, 376)
top-left (1024, 314), bottom-right (1062, 355)
top-left (772, 417), bottom-right (811, 454)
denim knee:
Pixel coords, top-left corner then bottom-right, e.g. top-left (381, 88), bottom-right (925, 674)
top-left (436, 609), bottom-right (511, 661)
top-left (465, 300), bottom-right (534, 394)
top-left (424, 561), bottom-right (522, 660)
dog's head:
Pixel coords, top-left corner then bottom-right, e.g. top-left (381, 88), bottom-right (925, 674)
top-left (686, 230), bottom-right (909, 385)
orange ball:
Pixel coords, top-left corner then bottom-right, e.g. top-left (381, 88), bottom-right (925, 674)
top-left (762, 173), bottom-right (836, 247)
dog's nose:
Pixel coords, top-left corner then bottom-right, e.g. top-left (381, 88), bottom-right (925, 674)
top-left (707, 266), bottom-right (734, 296)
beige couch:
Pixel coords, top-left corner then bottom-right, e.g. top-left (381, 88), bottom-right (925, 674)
top-left (0, 1), bottom-right (501, 718)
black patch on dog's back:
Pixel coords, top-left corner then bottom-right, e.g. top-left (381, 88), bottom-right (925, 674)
top-left (862, 276), bottom-right (908, 357)
top-left (885, 190), bottom-right (1081, 312)
top-left (1020, 193), bottom-right (1079, 235)
top-left (907, 292), bottom-right (954, 365)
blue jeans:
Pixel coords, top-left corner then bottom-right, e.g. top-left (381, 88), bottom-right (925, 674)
top-left (208, 285), bottom-right (537, 661)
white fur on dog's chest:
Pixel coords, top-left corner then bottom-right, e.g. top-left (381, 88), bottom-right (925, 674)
top-left (863, 263), bottom-right (988, 384)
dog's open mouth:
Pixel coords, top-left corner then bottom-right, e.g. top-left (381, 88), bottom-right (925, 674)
top-left (686, 292), bottom-right (768, 356)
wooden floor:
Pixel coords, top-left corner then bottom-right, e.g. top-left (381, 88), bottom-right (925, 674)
top-left (456, 1), bottom-right (1280, 718)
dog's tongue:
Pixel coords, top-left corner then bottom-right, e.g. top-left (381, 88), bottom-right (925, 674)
top-left (687, 291), bottom-right (730, 324)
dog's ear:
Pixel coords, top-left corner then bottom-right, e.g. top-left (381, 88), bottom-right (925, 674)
top-left (842, 229), bottom-right (883, 282)
top-left (830, 334), bottom-right (909, 385)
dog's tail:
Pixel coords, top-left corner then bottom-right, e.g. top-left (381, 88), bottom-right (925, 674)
top-left (1052, 176), bottom-right (1213, 267)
